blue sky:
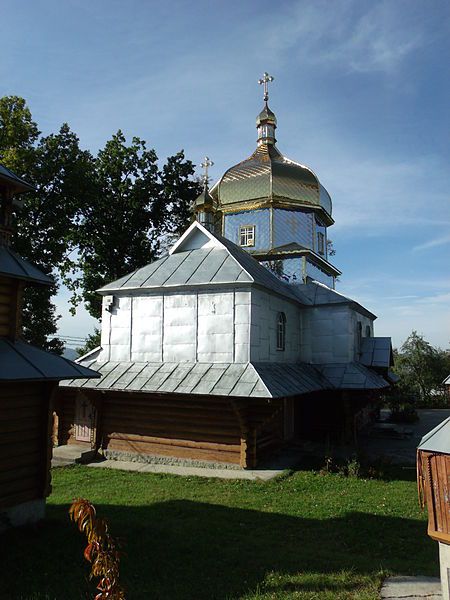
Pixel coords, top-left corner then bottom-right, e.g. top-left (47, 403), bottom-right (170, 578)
top-left (2, 0), bottom-right (449, 349)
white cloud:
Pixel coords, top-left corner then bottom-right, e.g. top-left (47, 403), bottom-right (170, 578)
top-left (265, 0), bottom-right (424, 74)
top-left (413, 233), bottom-right (450, 252)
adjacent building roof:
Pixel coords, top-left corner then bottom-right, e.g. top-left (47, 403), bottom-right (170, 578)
top-left (0, 339), bottom-right (100, 382)
top-left (61, 358), bottom-right (388, 398)
top-left (98, 221), bottom-right (301, 304)
top-left (0, 164), bottom-right (34, 194)
top-left (0, 246), bottom-right (53, 285)
top-left (443, 374), bottom-right (450, 385)
top-left (418, 417), bottom-right (450, 455)
top-left (360, 337), bottom-right (393, 368)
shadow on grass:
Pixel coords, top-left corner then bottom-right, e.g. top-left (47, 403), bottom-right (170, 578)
top-left (1, 500), bottom-right (437, 600)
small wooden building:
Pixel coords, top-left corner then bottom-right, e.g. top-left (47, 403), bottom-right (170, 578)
top-left (417, 417), bottom-right (450, 599)
top-left (0, 163), bottom-right (98, 530)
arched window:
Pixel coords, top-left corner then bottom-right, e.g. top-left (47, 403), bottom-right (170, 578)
top-left (277, 312), bottom-right (286, 351)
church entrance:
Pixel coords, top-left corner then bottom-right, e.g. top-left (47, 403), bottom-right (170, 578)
top-left (74, 393), bottom-right (96, 444)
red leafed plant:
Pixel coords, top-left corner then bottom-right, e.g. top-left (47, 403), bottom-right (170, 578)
top-left (69, 498), bottom-right (125, 600)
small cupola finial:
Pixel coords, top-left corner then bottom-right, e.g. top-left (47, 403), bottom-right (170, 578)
top-left (258, 72), bottom-right (274, 103)
top-left (256, 72), bottom-right (277, 146)
top-left (195, 156), bottom-right (215, 231)
top-left (200, 156), bottom-right (214, 188)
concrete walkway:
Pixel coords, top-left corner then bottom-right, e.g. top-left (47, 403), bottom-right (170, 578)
top-left (86, 459), bottom-right (284, 480)
top-left (380, 576), bottom-right (442, 599)
top-left (51, 444), bottom-right (295, 480)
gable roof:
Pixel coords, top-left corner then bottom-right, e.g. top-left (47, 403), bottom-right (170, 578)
top-left (0, 339), bottom-right (100, 382)
top-left (98, 221), bottom-right (301, 303)
top-left (0, 246), bottom-right (53, 285)
top-left (0, 163), bottom-right (34, 194)
top-left (418, 417), bottom-right (450, 455)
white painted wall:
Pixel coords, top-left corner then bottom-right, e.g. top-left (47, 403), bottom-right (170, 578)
top-left (99, 288), bottom-right (251, 364)
top-left (98, 285), bottom-right (374, 365)
top-left (249, 289), bottom-right (301, 362)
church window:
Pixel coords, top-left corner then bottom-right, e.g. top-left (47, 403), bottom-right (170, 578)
top-left (277, 312), bottom-right (286, 351)
top-left (365, 325), bottom-right (371, 337)
top-left (317, 232), bottom-right (325, 255)
top-left (240, 225), bottom-right (255, 247)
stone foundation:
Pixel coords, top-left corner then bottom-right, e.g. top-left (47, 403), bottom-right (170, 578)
top-left (0, 499), bottom-right (45, 533)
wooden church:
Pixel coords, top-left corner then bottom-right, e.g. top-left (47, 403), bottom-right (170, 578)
top-left (0, 163), bottom-right (98, 530)
top-left (55, 74), bottom-right (394, 469)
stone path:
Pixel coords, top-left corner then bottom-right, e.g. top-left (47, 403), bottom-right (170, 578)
top-left (380, 576), bottom-right (442, 599)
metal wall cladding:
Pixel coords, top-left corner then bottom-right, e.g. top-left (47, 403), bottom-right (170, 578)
top-left (224, 209), bottom-right (271, 251)
top-left (108, 296), bottom-right (131, 361)
top-left (273, 209), bottom-right (314, 249)
top-left (97, 289), bottom-right (252, 365)
top-left (280, 258), bottom-right (303, 283)
top-left (163, 294), bottom-right (197, 362)
top-left (305, 261), bottom-right (335, 288)
top-left (348, 309), bottom-right (374, 361)
top-left (250, 288), bottom-right (301, 363)
top-left (197, 292), bottom-right (234, 362)
top-left (301, 305), bottom-right (352, 364)
top-left (131, 296), bottom-right (163, 362)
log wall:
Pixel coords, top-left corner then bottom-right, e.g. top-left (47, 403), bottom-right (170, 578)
top-left (0, 382), bottom-right (54, 510)
top-left (57, 389), bottom-right (286, 468)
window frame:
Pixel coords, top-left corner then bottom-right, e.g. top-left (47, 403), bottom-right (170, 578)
top-left (317, 231), bottom-right (325, 255)
top-left (277, 312), bottom-right (286, 351)
top-left (239, 224), bottom-right (256, 247)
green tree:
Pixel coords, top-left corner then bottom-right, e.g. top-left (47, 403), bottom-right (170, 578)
top-left (393, 331), bottom-right (450, 406)
top-left (1, 97), bottom-right (94, 352)
top-left (70, 132), bottom-right (201, 320)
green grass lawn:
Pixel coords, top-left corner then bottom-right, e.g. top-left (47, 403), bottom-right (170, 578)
top-left (1, 464), bottom-right (438, 600)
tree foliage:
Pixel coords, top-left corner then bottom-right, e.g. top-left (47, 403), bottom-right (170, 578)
top-left (392, 330), bottom-right (450, 407)
top-left (0, 95), bottom-right (201, 348)
top-left (68, 132), bottom-right (201, 319)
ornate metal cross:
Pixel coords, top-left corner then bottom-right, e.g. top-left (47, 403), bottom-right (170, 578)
top-left (200, 156), bottom-right (214, 184)
top-left (258, 72), bottom-right (274, 102)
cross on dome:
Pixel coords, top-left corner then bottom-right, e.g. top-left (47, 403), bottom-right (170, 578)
top-left (200, 156), bottom-right (214, 185)
top-left (258, 72), bottom-right (274, 103)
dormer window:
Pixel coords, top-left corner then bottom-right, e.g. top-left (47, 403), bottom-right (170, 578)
top-left (240, 225), bottom-right (255, 247)
top-left (277, 312), bottom-right (286, 351)
top-left (317, 232), bottom-right (325, 255)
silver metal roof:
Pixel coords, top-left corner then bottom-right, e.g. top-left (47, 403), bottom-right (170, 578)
top-left (0, 339), bottom-right (100, 382)
top-left (444, 374), bottom-right (450, 385)
top-left (0, 246), bottom-right (53, 285)
top-left (292, 282), bottom-right (377, 320)
top-left (61, 359), bottom-right (388, 397)
top-left (418, 417), bottom-right (450, 455)
top-left (360, 337), bottom-right (393, 368)
top-left (98, 226), bottom-right (301, 304)
top-left (315, 362), bottom-right (389, 390)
